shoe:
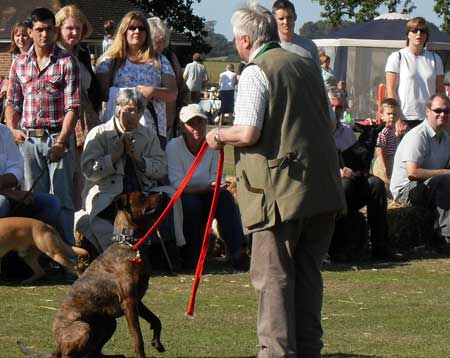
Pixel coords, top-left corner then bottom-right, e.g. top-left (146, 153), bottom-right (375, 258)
top-left (372, 247), bottom-right (405, 262)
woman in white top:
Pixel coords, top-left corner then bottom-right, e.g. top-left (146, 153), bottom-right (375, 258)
top-left (385, 17), bottom-right (444, 133)
top-left (166, 104), bottom-right (248, 270)
top-left (96, 11), bottom-right (178, 149)
top-left (218, 63), bottom-right (237, 123)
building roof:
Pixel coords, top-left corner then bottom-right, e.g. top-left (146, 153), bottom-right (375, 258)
top-left (0, 0), bottom-right (190, 45)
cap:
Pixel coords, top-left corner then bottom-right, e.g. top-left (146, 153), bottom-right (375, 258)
top-left (179, 104), bottom-right (208, 123)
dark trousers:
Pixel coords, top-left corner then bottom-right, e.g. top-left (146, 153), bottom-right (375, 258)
top-left (181, 190), bottom-right (244, 261)
top-left (341, 175), bottom-right (388, 250)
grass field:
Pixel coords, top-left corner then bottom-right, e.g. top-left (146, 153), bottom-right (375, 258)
top-left (1, 258), bottom-right (450, 357)
top-left (204, 60), bottom-right (240, 84)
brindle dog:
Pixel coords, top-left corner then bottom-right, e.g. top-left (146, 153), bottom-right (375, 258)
top-left (18, 192), bottom-right (166, 358)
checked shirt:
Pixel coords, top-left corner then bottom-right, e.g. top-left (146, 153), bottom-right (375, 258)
top-left (6, 44), bottom-right (80, 129)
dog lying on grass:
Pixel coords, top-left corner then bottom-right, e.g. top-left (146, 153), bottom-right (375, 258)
top-left (0, 217), bottom-right (88, 285)
top-left (18, 191), bottom-right (165, 357)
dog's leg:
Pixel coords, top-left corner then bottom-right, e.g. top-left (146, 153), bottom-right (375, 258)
top-left (121, 297), bottom-right (146, 358)
top-left (21, 248), bottom-right (46, 285)
top-left (138, 301), bottom-right (165, 352)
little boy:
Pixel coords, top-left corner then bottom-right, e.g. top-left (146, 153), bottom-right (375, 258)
top-left (373, 98), bottom-right (401, 187)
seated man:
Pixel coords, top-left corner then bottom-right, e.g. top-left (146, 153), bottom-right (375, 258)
top-left (391, 93), bottom-right (450, 253)
top-left (166, 104), bottom-right (248, 270)
top-left (77, 88), bottom-right (185, 252)
top-left (0, 123), bottom-right (64, 236)
top-left (329, 87), bottom-right (402, 261)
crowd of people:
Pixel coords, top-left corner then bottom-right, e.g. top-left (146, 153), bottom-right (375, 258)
top-left (1, 1), bottom-right (450, 357)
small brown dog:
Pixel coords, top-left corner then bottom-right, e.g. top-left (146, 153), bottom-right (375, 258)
top-left (0, 217), bottom-right (88, 284)
top-left (19, 192), bottom-right (166, 357)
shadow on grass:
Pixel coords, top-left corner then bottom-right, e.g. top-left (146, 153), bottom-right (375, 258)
top-left (323, 354), bottom-right (382, 358)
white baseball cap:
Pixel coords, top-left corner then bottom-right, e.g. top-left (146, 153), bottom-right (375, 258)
top-left (179, 104), bottom-right (208, 123)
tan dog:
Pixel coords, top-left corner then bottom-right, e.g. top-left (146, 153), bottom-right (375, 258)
top-left (0, 217), bottom-right (88, 284)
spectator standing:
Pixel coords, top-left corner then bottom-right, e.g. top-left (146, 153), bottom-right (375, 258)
top-left (272, 0), bottom-right (320, 68)
top-left (385, 17), bottom-right (444, 133)
top-left (0, 22), bottom-right (33, 101)
top-left (206, 4), bottom-right (345, 357)
top-left (372, 98), bottom-right (401, 188)
top-left (5, 8), bottom-right (80, 245)
top-left (102, 20), bottom-right (115, 54)
top-left (218, 63), bottom-right (236, 124)
top-left (183, 52), bottom-right (208, 103)
top-left (320, 54), bottom-right (337, 89)
top-left (166, 104), bottom-right (248, 269)
top-left (148, 16), bottom-right (190, 139)
top-left (390, 93), bottom-right (450, 253)
top-left (96, 11), bottom-right (177, 149)
top-left (55, 5), bottom-right (101, 211)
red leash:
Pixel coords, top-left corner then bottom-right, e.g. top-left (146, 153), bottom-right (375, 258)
top-left (186, 147), bottom-right (224, 317)
top-left (131, 140), bottom-right (225, 317)
top-left (132, 140), bottom-right (209, 251)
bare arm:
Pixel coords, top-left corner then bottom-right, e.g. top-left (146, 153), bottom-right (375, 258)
top-left (205, 124), bottom-right (261, 150)
top-left (6, 106), bottom-right (27, 143)
top-left (0, 173), bottom-right (19, 190)
top-left (136, 73), bottom-right (178, 103)
top-left (406, 161), bottom-right (450, 181)
top-left (436, 75), bottom-right (445, 94)
top-left (385, 72), bottom-right (399, 100)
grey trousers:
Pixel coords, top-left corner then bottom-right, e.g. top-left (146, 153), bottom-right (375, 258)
top-left (397, 174), bottom-right (450, 238)
top-left (250, 212), bottom-right (336, 358)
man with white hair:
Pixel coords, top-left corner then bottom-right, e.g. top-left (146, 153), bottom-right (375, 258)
top-left (206, 4), bottom-right (345, 358)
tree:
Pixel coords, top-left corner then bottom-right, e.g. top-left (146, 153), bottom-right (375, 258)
top-left (203, 21), bottom-right (238, 58)
top-left (129, 0), bottom-right (212, 58)
top-left (434, 0), bottom-right (450, 34)
top-left (312, 0), bottom-right (416, 27)
top-left (300, 20), bottom-right (354, 39)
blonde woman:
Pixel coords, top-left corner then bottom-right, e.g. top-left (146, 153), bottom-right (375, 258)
top-left (96, 11), bottom-right (177, 148)
top-left (55, 5), bottom-right (101, 210)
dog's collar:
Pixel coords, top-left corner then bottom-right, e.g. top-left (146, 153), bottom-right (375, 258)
top-left (112, 227), bottom-right (138, 245)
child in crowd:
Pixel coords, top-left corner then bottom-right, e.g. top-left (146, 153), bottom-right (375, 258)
top-left (373, 98), bottom-right (401, 190)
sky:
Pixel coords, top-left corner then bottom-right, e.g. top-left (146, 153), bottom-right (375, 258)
top-left (192, 0), bottom-right (442, 40)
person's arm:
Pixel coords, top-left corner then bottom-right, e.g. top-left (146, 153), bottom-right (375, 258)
top-left (406, 161), bottom-right (450, 181)
top-left (134, 128), bottom-right (167, 181)
top-left (385, 72), bottom-right (399, 100)
top-left (95, 56), bottom-right (114, 102)
top-left (5, 63), bottom-right (27, 143)
top-left (206, 125), bottom-right (260, 150)
top-left (0, 173), bottom-right (19, 190)
top-left (436, 75), bottom-right (445, 94)
top-left (136, 73), bottom-right (177, 103)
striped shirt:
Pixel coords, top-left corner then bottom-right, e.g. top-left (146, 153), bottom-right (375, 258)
top-left (376, 126), bottom-right (399, 156)
top-left (6, 44), bottom-right (80, 129)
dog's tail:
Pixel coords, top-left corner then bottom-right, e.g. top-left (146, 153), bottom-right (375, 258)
top-left (17, 341), bottom-right (53, 357)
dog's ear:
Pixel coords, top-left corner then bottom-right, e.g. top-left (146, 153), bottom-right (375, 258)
top-left (114, 193), bottom-right (129, 210)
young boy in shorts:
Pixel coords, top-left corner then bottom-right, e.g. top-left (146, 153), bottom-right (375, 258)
top-left (373, 98), bottom-right (401, 189)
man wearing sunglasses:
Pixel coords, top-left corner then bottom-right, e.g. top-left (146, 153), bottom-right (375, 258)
top-left (391, 93), bottom-right (450, 253)
top-left (385, 17), bottom-right (444, 135)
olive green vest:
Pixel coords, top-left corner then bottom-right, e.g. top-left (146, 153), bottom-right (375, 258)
top-left (235, 47), bottom-right (345, 233)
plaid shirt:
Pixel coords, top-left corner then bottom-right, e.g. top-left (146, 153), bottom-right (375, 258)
top-left (6, 44), bottom-right (80, 129)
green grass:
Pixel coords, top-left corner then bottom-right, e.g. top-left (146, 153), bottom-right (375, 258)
top-left (204, 60), bottom-right (240, 84)
top-left (2, 259), bottom-right (450, 357)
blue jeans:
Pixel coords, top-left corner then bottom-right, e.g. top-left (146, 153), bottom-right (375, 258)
top-left (19, 133), bottom-right (74, 245)
top-left (0, 192), bottom-right (67, 240)
top-left (181, 190), bottom-right (245, 260)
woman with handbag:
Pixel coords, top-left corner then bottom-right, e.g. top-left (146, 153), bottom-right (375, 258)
top-left (96, 11), bottom-right (178, 149)
top-left (55, 5), bottom-right (102, 211)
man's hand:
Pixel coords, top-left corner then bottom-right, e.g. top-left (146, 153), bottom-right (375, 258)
top-left (206, 129), bottom-right (223, 150)
top-left (111, 135), bottom-right (125, 163)
top-left (11, 129), bottom-right (27, 144)
top-left (123, 133), bottom-right (145, 169)
top-left (395, 118), bottom-right (408, 138)
top-left (340, 167), bottom-right (353, 178)
top-left (47, 142), bottom-right (67, 162)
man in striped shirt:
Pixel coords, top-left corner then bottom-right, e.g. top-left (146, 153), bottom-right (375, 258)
top-left (6, 7), bottom-right (80, 244)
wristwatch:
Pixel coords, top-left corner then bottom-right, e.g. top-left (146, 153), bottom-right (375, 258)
top-left (214, 128), bottom-right (222, 145)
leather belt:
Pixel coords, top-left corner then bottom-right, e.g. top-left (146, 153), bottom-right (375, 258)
top-left (22, 128), bottom-right (61, 137)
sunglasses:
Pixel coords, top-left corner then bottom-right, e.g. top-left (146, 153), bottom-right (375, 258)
top-left (410, 28), bottom-right (428, 34)
top-left (128, 25), bottom-right (146, 32)
top-left (431, 108), bottom-right (450, 115)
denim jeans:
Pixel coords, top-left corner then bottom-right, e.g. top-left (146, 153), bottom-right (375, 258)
top-left (19, 133), bottom-right (74, 244)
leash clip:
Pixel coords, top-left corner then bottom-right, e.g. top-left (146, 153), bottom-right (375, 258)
top-left (131, 249), bottom-right (142, 264)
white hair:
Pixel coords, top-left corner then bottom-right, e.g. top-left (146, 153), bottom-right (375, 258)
top-left (147, 16), bottom-right (171, 48)
top-left (231, 2), bottom-right (279, 49)
top-left (115, 88), bottom-right (147, 117)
